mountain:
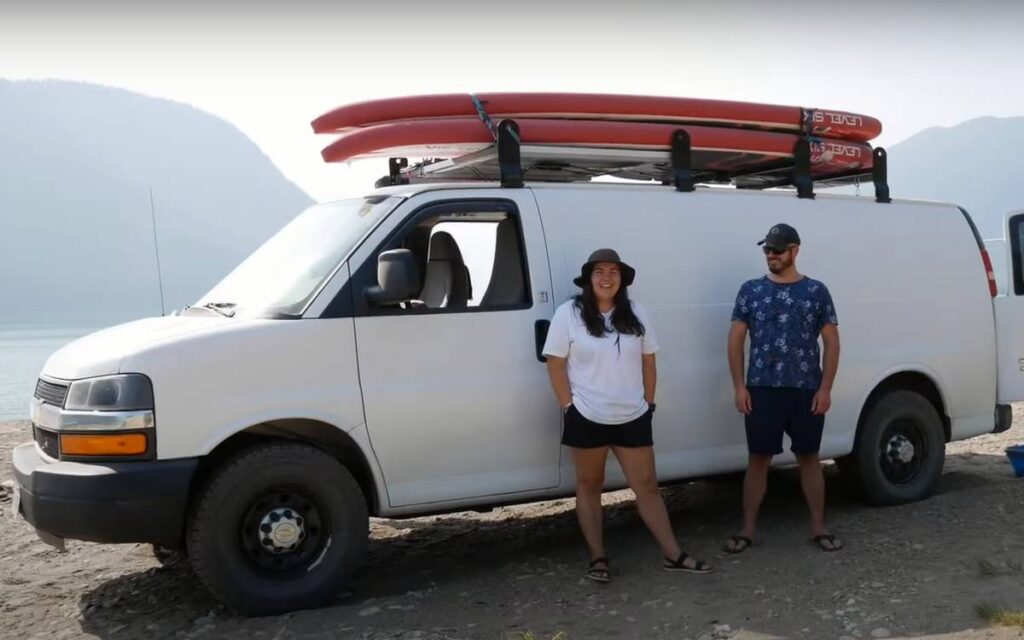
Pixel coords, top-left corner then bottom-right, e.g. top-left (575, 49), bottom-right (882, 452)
top-left (0, 80), bottom-right (313, 325)
top-left (879, 116), bottom-right (1024, 240)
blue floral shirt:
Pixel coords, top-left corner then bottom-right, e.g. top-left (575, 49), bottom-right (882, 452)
top-left (731, 276), bottom-right (838, 390)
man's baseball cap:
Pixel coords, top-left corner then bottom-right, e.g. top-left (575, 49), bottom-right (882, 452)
top-left (757, 223), bottom-right (801, 250)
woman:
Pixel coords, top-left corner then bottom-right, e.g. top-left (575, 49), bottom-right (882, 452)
top-left (542, 248), bottom-right (712, 583)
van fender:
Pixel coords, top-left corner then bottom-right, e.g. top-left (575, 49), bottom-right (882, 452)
top-left (197, 408), bottom-right (364, 456)
top-left (850, 363), bottom-right (950, 447)
top-left (194, 410), bottom-right (389, 514)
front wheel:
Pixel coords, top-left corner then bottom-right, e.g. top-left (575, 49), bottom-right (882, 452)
top-left (187, 442), bottom-right (368, 615)
top-left (839, 390), bottom-right (945, 506)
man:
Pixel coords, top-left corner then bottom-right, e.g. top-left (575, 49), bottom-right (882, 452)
top-left (725, 223), bottom-right (842, 553)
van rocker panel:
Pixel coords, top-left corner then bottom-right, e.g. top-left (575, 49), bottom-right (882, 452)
top-left (12, 443), bottom-right (197, 548)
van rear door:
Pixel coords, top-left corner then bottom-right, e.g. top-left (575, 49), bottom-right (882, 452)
top-left (993, 210), bottom-right (1024, 403)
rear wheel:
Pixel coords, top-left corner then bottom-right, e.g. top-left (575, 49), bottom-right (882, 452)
top-left (839, 390), bottom-right (945, 506)
top-left (187, 442), bottom-right (368, 615)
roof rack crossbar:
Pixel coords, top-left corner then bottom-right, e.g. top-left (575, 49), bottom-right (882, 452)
top-left (671, 130), bottom-right (695, 192)
top-left (497, 119), bottom-right (523, 188)
top-left (793, 138), bottom-right (815, 200)
top-left (873, 147), bottom-right (891, 203)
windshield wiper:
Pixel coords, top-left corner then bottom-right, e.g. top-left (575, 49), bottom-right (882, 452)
top-left (196, 302), bottom-right (236, 318)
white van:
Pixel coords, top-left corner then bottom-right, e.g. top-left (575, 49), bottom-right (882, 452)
top-left (12, 178), bottom-right (1021, 615)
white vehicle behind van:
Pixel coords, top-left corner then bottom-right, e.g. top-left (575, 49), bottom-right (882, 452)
top-left (12, 172), bottom-right (1022, 615)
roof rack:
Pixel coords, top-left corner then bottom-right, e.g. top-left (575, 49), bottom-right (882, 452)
top-left (390, 145), bottom-right (875, 190)
top-left (377, 120), bottom-right (888, 199)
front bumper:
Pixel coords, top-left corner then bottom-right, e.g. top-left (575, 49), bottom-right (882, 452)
top-left (12, 442), bottom-right (197, 548)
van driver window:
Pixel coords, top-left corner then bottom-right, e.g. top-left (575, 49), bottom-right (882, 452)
top-left (377, 210), bottom-right (529, 313)
top-left (431, 221), bottom-right (498, 307)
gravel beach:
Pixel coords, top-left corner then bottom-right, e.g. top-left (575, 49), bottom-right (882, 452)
top-left (2, 413), bottom-right (1023, 640)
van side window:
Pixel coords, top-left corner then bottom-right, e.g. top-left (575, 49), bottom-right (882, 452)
top-left (1013, 215), bottom-right (1024, 295)
top-left (360, 201), bottom-right (531, 315)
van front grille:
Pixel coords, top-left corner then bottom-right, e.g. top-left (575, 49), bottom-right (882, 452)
top-left (34, 379), bottom-right (69, 407)
top-left (34, 426), bottom-right (60, 459)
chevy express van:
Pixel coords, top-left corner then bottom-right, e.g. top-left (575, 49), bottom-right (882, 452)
top-left (12, 181), bottom-right (1021, 614)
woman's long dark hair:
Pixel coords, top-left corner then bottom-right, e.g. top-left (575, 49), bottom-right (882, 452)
top-left (573, 277), bottom-right (646, 339)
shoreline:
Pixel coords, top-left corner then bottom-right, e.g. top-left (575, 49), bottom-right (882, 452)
top-left (0, 419), bottom-right (30, 434)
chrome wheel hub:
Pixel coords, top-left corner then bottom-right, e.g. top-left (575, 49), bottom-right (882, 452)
top-left (887, 434), bottom-right (915, 464)
top-left (258, 507), bottom-right (305, 554)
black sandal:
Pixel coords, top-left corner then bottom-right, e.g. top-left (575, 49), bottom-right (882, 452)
top-left (586, 556), bottom-right (611, 583)
top-left (812, 533), bottom-right (843, 552)
top-left (663, 552), bottom-right (713, 574)
top-left (724, 534), bottom-right (753, 554)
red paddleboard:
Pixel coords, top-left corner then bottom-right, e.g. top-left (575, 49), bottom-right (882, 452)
top-left (320, 118), bottom-right (872, 178)
top-left (312, 93), bottom-right (881, 142)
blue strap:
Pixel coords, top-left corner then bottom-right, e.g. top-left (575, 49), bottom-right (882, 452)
top-left (803, 108), bottom-right (816, 137)
top-left (470, 94), bottom-right (497, 141)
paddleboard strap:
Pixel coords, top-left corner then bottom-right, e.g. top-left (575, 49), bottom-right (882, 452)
top-left (470, 94), bottom-right (498, 141)
top-left (801, 108), bottom-right (816, 137)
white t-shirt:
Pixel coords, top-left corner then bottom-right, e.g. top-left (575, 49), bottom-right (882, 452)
top-left (542, 299), bottom-right (659, 425)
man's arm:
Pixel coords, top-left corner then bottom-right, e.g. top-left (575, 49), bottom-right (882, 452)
top-left (727, 321), bottom-right (752, 414)
top-left (812, 323), bottom-right (840, 415)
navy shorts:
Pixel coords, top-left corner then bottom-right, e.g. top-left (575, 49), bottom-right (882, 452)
top-left (745, 387), bottom-right (825, 456)
top-left (561, 404), bottom-right (654, 449)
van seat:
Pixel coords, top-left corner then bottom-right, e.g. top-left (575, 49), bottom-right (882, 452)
top-left (419, 231), bottom-right (469, 308)
top-left (480, 218), bottom-right (525, 307)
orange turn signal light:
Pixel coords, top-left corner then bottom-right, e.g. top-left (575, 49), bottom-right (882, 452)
top-left (60, 433), bottom-right (147, 456)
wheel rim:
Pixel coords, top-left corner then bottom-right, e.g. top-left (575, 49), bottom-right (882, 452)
top-left (878, 417), bottom-right (927, 486)
top-left (240, 488), bottom-right (329, 577)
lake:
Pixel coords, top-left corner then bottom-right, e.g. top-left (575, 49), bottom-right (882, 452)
top-left (0, 324), bottom-right (100, 421)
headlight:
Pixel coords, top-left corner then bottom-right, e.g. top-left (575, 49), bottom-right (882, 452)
top-left (64, 374), bottom-right (154, 411)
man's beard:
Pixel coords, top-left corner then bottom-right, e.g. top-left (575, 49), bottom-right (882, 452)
top-left (767, 257), bottom-right (792, 274)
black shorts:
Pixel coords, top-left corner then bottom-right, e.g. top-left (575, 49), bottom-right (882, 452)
top-left (561, 404), bottom-right (654, 449)
top-left (745, 387), bottom-right (825, 456)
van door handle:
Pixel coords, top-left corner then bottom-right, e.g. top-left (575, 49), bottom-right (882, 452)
top-left (534, 320), bottom-right (550, 363)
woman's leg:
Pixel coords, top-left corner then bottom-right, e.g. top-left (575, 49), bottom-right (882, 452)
top-left (571, 446), bottom-right (610, 560)
top-left (611, 445), bottom-right (682, 560)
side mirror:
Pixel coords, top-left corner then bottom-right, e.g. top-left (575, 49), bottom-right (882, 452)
top-left (365, 249), bottom-right (421, 305)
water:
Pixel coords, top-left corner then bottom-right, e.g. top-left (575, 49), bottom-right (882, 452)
top-left (0, 324), bottom-right (100, 420)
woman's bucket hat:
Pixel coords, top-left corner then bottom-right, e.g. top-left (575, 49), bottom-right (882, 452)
top-left (573, 248), bottom-right (636, 288)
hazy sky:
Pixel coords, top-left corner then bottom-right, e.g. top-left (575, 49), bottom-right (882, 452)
top-left (2, 0), bottom-right (1022, 203)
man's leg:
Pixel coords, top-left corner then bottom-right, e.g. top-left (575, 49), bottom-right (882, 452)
top-left (741, 453), bottom-right (773, 538)
top-left (726, 387), bottom-right (783, 552)
top-left (792, 389), bottom-right (841, 550)
top-left (795, 453), bottom-right (841, 549)
top-left (796, 452), bottom-right (827, 535)
top-left (725, 453), bottom-right (772, 552)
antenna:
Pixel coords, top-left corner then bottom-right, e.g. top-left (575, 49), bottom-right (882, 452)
top-left (149, 187), bottom-right (167, 317)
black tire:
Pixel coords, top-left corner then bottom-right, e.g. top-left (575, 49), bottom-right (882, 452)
top-left (840, 390), bottom-right (945, 506)
top-left (187, 442), bottom-right (368, 615)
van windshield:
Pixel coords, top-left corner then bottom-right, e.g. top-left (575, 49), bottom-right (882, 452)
top-left (190, 195), bottom-right (401, 318)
